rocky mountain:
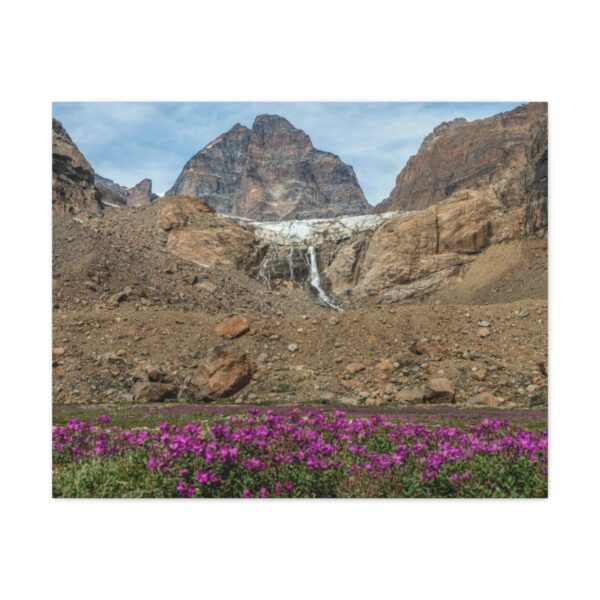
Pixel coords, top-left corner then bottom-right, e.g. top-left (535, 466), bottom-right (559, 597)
top-left (95, 174), bottom-right (158, 207)
top-left (52, 118), bottom-right (102, 216)
top-left (376, 102), bottom-right (548, 230)
top-left (52, 107), bottom-right (547, 411)
top-left (166, 115), bottom-right (371, 221)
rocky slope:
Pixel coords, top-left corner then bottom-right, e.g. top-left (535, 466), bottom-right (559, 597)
top-left (166, 115), bottom-right (371, 221)
top-left (52, 118), bottom-right (103, 216)
top-left (96, 174), bottom-right (158, 206)
top-left (53, 299), bottom-right (547, 408)
top-left (376, 102), bottom-right (548, 230)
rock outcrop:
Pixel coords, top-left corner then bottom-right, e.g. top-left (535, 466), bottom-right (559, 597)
top-left (95, 174), bottom-right (158, 206)
top-left (166, 115), bottom-right (371, 221)
top-left (376, 102), bottom-right (548, 234)
top-left (52, 118), bottom-right (102, 216)
top-left (325, 188), bottom-right (526, 304)
top-left (157, 196), bottom-right (257, 269)
top-left (127, 178), bottom-right (158, 206)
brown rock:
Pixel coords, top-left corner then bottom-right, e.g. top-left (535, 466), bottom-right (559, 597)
top-left (189, 347), bottom-right (255, 401)
top-left (125, 178), bottom-right (157, 207)
top-left (53, 347), bottom-right (66, 358)
top-left (345, 363), bottom-right (366, 375)
top-left (215, 314), bottom-right (250, 339)
top-left (466, 392), bottom-right (504, 407)
top-left (414, 339), bottom-right (444, 357)
top-left (131, 381), bottom-right (178, 403)
top-left (376, 360), bottom-right (395, 371)
top-left (424, 377), bottom-right (455, 403)
top-left (96, 352), bottom-right (125, 366)
top-left (396, 386), bottom-right (425, 404)
top-left (157, 195), bottom-right (213, 231)
top-left (131, 362), bottom-right (170, 383)
top-left (196, 281), bottom-right (217, 293)
top-left (339, 396), bottom-right (360, 407)
top-left (162, 197), bottom-right (255, 269)
top-left (470, 369), bottom-right (488, 381)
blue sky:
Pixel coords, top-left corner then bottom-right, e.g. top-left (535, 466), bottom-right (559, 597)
top-left (52, 102), bottom-right (523, 204)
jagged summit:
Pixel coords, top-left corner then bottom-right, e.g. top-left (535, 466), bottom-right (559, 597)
top-left (166, 115), bottom-right (371, 221)
top-left (95, 174), bottom-right (158, 207)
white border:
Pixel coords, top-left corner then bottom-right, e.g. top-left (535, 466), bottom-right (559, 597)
top-left (1, 1), bottom-right (599, 598)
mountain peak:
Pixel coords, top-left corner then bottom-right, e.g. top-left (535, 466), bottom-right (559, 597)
top-left (167, 115), bottom-right (370, 220)
top-left (252, 114), bottom-right (293, 127)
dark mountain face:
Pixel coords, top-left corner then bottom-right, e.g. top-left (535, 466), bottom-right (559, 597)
top-left (52, 118), bottom-right (102, 216)
top-left (166, 115), bottom-right (371, 221)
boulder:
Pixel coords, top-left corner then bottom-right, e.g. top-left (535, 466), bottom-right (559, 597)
top-left (376, 360), bottom-right (395, 371)
top-left (131, 362), bottom-right (171, 383)
top-left (414, 339), bottom-right (444, 357)
top-left (466, 392), bottom-right (504, 407)
top-left (345, 363), bottom-right (366, 375)
top-left (469, 369), bottom-right (488, 381)
top-left (396, 386), bottom-right (426, 404)
top-left (196, 281), bottom-right (217, 293)
top-left (215, 314), bottom-right (250, 339)
top-left (131, 381), bottom-right (178, 403)
top-left (339, 396), bottom-right (360, 407)
top-left (424, 377), bottom-right (455, 403)
top-left (188, 347), bottom-right (255, 401)
top-left (96, 352), bottom-right (125, 366)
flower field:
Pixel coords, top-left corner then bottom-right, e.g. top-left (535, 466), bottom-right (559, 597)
top-left (52, 408), bottom-right (547, 498)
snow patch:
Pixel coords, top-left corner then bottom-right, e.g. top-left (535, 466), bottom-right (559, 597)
top-left (226, 211), bottom-right (407, 246)
top-left (100, 199), bottom-right (123, 209)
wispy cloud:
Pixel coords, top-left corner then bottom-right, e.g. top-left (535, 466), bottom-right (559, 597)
top-left (52, 101), bottom-right (523, 203)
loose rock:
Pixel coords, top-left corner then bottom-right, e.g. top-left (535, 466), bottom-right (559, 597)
top-left (215, 314), bottom-right (250, 339)
top-left (424, 377), bottom-right (455, 403)
top-left (188, 347), bottom-right (255, 401)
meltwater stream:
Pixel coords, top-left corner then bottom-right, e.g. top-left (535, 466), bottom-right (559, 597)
top-left (307, 246), bottom-right (343, 311)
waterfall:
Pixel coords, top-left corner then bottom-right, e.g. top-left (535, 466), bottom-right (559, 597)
top-left (258, 244), bottom-right (277, 290)
top-left (307, 246), bottom-right (343, 311)
top-left (287, 247), bottom-right (296, 283)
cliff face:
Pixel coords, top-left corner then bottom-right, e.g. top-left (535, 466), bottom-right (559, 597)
top-left (376, 103), bottom-right (548, 234)
top-left (95, 174), bottom-right (158, 206)
top-left (251, 186), bottom-right (538, 307)
top-left (52, 118), bottom-right (102, 216)
top-left (166, 115), bottom-right (371, 221)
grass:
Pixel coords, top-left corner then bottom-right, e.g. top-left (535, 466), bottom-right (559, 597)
top-left (53, 402), bottom-right (547, 431)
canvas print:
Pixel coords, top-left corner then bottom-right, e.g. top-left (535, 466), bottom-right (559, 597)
top-left (52, 102), bottom-right (548, 498)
